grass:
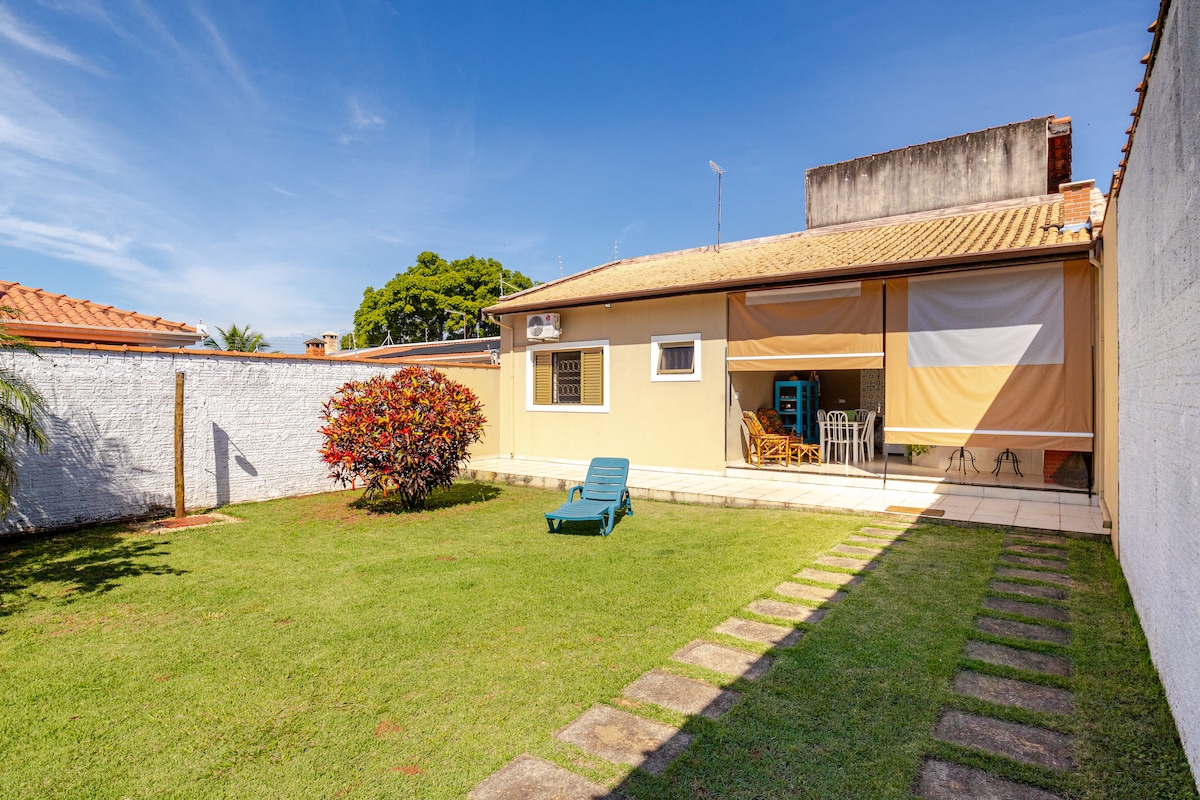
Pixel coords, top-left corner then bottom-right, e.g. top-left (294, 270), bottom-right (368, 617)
top-left (0, 482), bottom-right (1194, 799)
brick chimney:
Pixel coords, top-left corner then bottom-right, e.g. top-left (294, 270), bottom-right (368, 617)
top-left (1059, 179), bottom-right (1095, 228)
top-left (1047, 117), bottom-right (1072, 193)
top-left (304, 337), bottom-right (325, 357)
top-left (322, 331), bottom-right (340, 355)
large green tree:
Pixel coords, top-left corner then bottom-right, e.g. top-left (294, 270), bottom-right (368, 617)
top-left (351, 252), bottom-right (534, 346)
top-left (0, 311), bottom-right (47, 516)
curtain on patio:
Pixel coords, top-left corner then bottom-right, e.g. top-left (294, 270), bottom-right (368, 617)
top-left (727, 280), bottom-right (884, 372)
top-left (884, 261), bottom-right (1094, 451)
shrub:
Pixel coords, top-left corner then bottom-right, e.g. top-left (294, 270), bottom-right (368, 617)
top-left (319, 366), bottom-right (486, 510)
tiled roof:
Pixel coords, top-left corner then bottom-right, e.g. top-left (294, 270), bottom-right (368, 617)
top-left (487, 194), bottom-right (1095, 313)
top-left (1109, 0), bottom-right (1170, 199)
top-left (0, 281), bottom-right (197, 333)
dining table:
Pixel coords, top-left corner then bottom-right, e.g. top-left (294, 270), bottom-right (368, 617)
top-left (819, 414), bottom-right (871, 466)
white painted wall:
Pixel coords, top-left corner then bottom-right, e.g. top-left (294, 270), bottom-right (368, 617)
top-left (1116, 0), bottom-right (1200, 785)
top-left (1, 348), bottom-right (495, 533)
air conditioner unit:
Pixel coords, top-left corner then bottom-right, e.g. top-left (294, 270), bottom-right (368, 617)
top-left (526, 313), bottom-right (561, 341)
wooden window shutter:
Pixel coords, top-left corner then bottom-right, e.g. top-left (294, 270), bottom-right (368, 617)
top-left (533, 352), bottom-right (552, 404)
top-left (580, 349), bottom-right (604, 405)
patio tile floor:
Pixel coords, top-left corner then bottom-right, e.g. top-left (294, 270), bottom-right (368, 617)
top-left (465, 457), bottom-right (1106, 536)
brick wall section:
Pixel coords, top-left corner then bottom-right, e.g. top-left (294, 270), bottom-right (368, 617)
top-left (1, 347), bottom-right (498, 534)
top-left (1059, 180), bottom-right (1094, 225)
top-left (1042, 450), bottom-right (1071, 482)
top-left (1116, 0), bottom-right (1200, 787)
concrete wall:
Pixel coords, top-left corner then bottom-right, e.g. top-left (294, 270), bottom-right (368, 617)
top-left (1115, 0), bottom-right (1200, 784)
top-left (499, 294), bottom-right (729, 473)
top-left (2, 348), bottom-right (499, 533)
top-left (806, 117), bottom-right (1051, 228)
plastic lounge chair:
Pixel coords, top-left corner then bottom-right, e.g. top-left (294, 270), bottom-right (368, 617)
top-left (545, 457), bottom-right (633, 536)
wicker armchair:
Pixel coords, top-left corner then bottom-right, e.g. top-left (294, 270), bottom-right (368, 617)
top-left (742, 411), bottom-right (794, 468)
top-left (755, 408), bottom-right (821, 465)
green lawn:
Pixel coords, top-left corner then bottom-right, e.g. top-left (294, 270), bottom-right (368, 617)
top-left (0, 483), bottom-right (1193, 799)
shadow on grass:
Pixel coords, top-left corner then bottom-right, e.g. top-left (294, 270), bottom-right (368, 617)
top-left (547, 509), bottom-right (631, 537)
top-left (0, 526), bottom-right (187, 619)
top-left (349, 481), bottom-right (502, 515)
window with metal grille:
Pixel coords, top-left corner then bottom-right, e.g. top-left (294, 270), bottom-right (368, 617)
top-left (533, 347), bottom-right (604, 406)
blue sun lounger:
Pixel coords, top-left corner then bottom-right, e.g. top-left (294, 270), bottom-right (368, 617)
top-left (545, 457), bottom-right (633, 536)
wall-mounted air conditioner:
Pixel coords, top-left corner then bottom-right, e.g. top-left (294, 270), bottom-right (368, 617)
top-left (526, 313), bottom-right (561, 341)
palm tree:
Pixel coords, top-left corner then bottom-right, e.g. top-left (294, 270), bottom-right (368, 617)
top-left (0, 311), bottom-right (47, 516)
top-left (204, 324), bottom-right (271, 353)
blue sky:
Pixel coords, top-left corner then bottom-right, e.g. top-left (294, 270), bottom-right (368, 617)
top-left (1, 1), bottom-right (1152, 352)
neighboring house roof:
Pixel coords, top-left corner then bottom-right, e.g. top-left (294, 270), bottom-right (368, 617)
top-left (0, 281), bottom-right (205, 347)
top-left (334, 337), bottom-right (499, 364)
top-left (485, 194), bottom-right (1098, 315)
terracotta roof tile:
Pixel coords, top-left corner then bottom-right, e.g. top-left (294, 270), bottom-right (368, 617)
top-left (0, 282), bottom-right (196, 333)
top-left (489, 195), bottom-right (1093, 313)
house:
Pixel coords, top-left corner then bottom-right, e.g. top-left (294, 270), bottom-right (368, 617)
top-left (0, 281), bottom-right (205, 348)
top-left (484, 116), bottom-right (1105, 508)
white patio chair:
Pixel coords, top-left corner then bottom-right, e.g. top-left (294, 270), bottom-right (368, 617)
top-left (825, 410), bottom-right (851, 465)
top-left (856, 410), bottom-right (877, 463)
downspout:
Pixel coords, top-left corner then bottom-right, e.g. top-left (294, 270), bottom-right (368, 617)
top-left (487, 313), bottom-right (517, 458)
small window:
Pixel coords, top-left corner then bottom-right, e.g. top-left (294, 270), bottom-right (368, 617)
top-left (529, 341), bottom-right (607, 411)
top-left (657, 343), bottom-right (695, 374)
top-left (650, 333), bottom-right (702, 382)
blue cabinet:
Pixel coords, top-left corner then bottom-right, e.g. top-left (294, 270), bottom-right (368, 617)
top-left (774, 380), bottom-right (818, 443)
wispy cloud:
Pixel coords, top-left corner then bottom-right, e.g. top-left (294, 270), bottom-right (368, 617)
top-left (0, 4), bottom-right (95, 70)
top-left (0, 215), bottom-right (154, 278)
top-left (339, 96), bottom-right (386, 144)
top-left (193, 6), bottom-right (256, 100)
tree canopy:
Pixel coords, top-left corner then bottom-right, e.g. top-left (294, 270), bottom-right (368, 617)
top-left (204, 324), bottom-right (271, 353)
top-left (351, 252), bottom-right (534, 346)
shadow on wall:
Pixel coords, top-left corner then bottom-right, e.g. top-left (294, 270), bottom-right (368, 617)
top-left (4, 411), bottom-right (172, 533)
top-left (211, 423), bottom-right (259, 508)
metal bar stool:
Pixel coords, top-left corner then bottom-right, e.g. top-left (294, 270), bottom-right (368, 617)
top-left (992, 448), bottom-right (1023, 477)
top-left (946, 447), bottom-right (979, 473)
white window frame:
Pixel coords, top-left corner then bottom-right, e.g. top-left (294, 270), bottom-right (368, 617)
top-left (650, 333), bottom-right (702, 382)
top-left (526, 338), bottom-right (610, 413)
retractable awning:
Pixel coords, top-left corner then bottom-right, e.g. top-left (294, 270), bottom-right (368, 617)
top-left (727, 281), bottom-right (884, 372)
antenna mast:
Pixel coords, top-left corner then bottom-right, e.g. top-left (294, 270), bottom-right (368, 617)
top-left (709, 160), bottom-right (725, 251)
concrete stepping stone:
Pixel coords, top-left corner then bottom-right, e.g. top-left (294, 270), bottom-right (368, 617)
top-left (1004, 544), bottom-right (1068, 559)
top-left (917, 758), bottom-right (1066, 800)
top-left (774, 581), bottom-right (846, 603)
top-left (995, 568), bottom-right (1071, 587)
top-left (671, 640), bottom-right (773, 680)
top-left (815, 555), bottom-right (875, 571)
top-left (990, 580), bottom-right (1068, 601)
top-left (933, 709), bottom-right (1075, 771)
top-left (860, 526), bottom-right (910, 539)
top-left (622, 670), bottom-right (740, 720)
top-left (1004, 534), bottom-right (1067, 548)
top-left (554, 705), bottom-right (693, 776)
top-left (982, 597), bottom-right (1069, 623)
top-left (795, 567), bottom-right (863, 587)
top-left (748, 599), bottom-right (827, 623)
top-left (963, 641), bottom-right (1073, 677)
top-left (715, 617), bottom-right (802, 647)
top-left (952, 671), bottom-right (1074, 716)
top-left (976, 617), bottom-right (1070, 646)
top-left (832, 543), bottom-right (883, 557)
top-left (1000, 554), bottom-right (1071, 571)
top-left (469, 754), bottom-right (621, 800)
top-left (846, 534), bottom-right (891, 546)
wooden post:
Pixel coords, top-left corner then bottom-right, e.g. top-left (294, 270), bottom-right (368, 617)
top-left (174, 372), bottom-right (185, 519)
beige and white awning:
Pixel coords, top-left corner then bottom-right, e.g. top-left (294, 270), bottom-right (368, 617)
top-left (884, 262), bottom-right (1094, 451)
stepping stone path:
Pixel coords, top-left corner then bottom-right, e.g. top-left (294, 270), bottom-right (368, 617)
top-left (471, 520), bottom-right (909, 796)
top-left (919, 532), bottom-right (1077, 799)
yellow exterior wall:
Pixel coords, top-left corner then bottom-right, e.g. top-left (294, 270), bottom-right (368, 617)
top-left (431, 363), bottom-right (502, 459)
top-left (496, 294), bottom-right (728, 472)
top-left (1098, 204), bottom-right (1119, 553)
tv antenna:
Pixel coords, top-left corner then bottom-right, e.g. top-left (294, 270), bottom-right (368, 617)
top-left (612, 240), bottom-right (618, 261)
top-left (445, 308), bottom-right (472, 339)
top-left (557, 255), bottom-right (563, 277)
top-left (499, 275), bottom-right (521, 297)
top-left (709, 160), bottom-right (725, 251)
